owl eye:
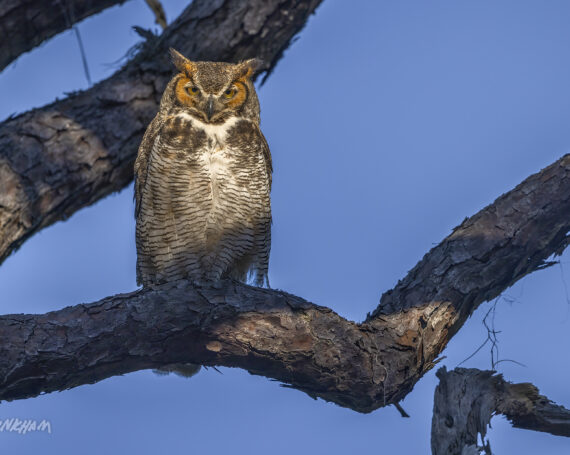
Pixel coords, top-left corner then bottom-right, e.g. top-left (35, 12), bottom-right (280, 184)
top-left (186, 86), bottom-right (199, 95)
top-left (223, 88), bottom-right (236, 99)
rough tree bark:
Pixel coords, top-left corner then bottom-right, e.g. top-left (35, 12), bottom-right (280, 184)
top-left (0, 0), bottom-right (323, 266)
top-left (1, 1), bottom-right (569, 451)
top-left (0, 0), bottom-right (129, 72)
top-left (431, 367), bottom-right (570, 455)
top-left (0, 155), bottom-right (568, 413)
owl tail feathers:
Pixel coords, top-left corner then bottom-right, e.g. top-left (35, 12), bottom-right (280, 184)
top-left (153, 363), bottom-right (201, 378)
top-left (247, 257), bottom-right (270, 289)
top-left (226, 259), bottom-right (270, 288)
top-left (253, 271), bottom-right (270, 289)
top-left (242, 267), bottom-right (269, 289)
top-left (252, 261), bottom-right (270, 289)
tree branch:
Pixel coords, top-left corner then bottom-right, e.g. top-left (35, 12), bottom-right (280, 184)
top-left (0, 0), bottom-right (323, 265)
top-left (431, 367), bottom-right (570, 455)
top-left (1, 155), bottom-right (568, 411)
top-left (0, 0), bottom-right (130, 72)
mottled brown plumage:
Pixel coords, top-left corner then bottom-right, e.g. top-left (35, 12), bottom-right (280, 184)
top-left (134, 49), bottom-right (272, 290)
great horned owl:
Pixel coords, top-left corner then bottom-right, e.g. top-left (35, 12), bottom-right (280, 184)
top-left (134, 49), bottom-right (272, 290)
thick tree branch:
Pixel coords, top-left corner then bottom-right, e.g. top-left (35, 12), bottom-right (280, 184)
top-left (0, 0), bottom-right (129, 72)
top-left (0, 0), bottom-right (323, 265)
top-left (431, 367), bottom-right (570, 455)
top-left (1, 155), bottom-right (568, 411)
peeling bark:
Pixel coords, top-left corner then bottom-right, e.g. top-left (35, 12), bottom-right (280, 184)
top-left (0, 0), bottom-right (129, 72)
top-left (1, 155), bottom-right (568, 411)
top-left (431, 367), bottom-right (570, 455)
top-left (0, 0), bottom-right (323, 265)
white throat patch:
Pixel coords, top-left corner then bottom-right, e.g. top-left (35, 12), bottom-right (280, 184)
top-left (177, 113), bottom-right (241, 146)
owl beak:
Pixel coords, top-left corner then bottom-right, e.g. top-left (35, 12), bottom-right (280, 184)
top-left (206, 97), bottom-right (215, 121)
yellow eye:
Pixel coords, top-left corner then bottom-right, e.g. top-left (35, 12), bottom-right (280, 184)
top-left (186, 86), bottom-right (199, 95)
top-left (223, 87), bottom-right (236, 99)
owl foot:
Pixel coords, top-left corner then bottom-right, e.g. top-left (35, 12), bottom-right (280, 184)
top-left (153, 363), bottom-right (201, 378)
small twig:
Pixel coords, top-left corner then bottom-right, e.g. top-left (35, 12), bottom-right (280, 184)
top-left (59, 0), bottom-right (92, 86)
top-left (493, 358), bottom-right (527, 368)
top-left (457, 305), bottom-right (495, 367)
top-left (560, 262), bottom-right (570, 307)
top-left (458, 294), bottom-right (526, 371)
top-left (144, 0), bottom-right (167, 29)
top-left (73, 26), bottom-right (92, 86)
top-left (393, 402), bottom-right (410, 418)
top-left (204, 366), bottom-right (223, 374)
top-left (482, 300), bottom-right (500, 369)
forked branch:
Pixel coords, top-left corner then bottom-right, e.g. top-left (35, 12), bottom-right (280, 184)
top-left (432, 367), bottom-right (570, 454)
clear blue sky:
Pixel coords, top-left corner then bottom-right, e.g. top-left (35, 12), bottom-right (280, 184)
top-left (1, 0), bottom-right (569, 453)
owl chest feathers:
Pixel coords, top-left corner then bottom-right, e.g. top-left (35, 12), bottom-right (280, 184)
top-left (147, 113), bottom-right (265, 225)
top-left (179, 113), bottom-right (239, 202)
top-left (156, 113), bottom-right (237, 188)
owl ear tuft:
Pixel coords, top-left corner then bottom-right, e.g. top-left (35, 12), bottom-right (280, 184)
top-left (170, 48), bottom-right (195, 76)
top-left (236, 58), bottom-right (263, 80)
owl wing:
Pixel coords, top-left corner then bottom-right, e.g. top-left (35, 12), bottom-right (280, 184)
top-left (134, 113), bottom-right (163, 218)
top-left (254, 124), bottom-right (273, 189)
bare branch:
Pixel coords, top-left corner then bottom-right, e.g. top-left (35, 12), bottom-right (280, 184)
top-left (0, 0), bottom-right (129, 72)
top-left (0, 0), bottom-right (323, 266)
top-left (432, 367), bottom-right (570, 455)
top-left (1, 155), bottom-right (568, 411)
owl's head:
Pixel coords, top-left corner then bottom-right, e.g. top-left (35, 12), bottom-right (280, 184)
top-left (165, 48), bottom-right (261, 124)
